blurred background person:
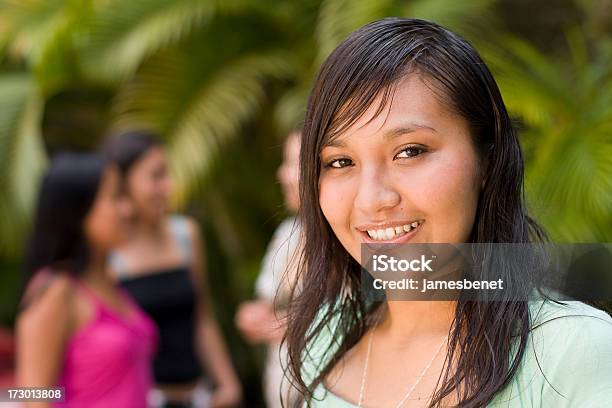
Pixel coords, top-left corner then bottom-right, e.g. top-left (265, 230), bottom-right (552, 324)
top-left (103, 131), bottom-right (242, 408)
top-left (16, 153), bottom-right (157, 407)
top-left (235, 131), bottom-right (302, 408)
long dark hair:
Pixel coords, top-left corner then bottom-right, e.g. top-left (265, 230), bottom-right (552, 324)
top-left (286, 18), bottom-right (548, 407)
top-left (23, 153), bottom-right (106, 282)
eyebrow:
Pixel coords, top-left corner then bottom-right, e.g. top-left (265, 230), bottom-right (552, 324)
top-left (323, 122), bottom-right (437, 148)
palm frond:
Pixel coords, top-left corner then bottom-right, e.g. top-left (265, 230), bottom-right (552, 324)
top-left (483, 36), bottom-right (573, 127)
top-left (406, 0), bottom-right (497, 39)
top-left (316, 0), bottom-right (394, 63)
top-left (0, 0), bottom-right (66, 59)
top-left (0, 0), bottom-right (93, 95)
top-left (487, 33), bottom-right (612, 241)
top-left (0, 74), bottom-right (46, 256)
top-left (274, 82), bottom-right (311, 135)
top-left (80, 0), bottom-right (261, 83)
top-left (111, 47), bottom-right (293, 204)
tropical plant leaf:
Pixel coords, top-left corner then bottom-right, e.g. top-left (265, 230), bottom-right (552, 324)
top-left (111, 46), bottom-right (294, 204)
top-left (486, 33), bottom-right (612, 241)
top-left (0, 0), bottom-right (67, 59)
top-left (0, 0), bottom-right (93, 95)
top-left (79, 0), bottom-right (265, 83)
top-left (406, 0), bottom-right (497, 39)
top-left (0, 74), bottom-right (46, 256)
top-left (316, 0), bottom-right (394, 63)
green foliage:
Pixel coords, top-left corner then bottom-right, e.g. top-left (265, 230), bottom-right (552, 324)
top-left (483, 30), bottom-right (612, 241)
top-left (0, 74), bottom-right (45, 256)
top-left (0, 0), bottom-right (502, 245)
top-left (0, 0), bottom-right (609, 293)
top-left (0, 1), bottom-right (610, 401)
top-left (0, 0), bottom-right (93, 95)
top-left (79, 0), bottom-right (265, 83)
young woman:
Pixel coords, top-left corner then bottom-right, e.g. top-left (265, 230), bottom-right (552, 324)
top-left (103, 132), bottom-right (241, 408)
top-left (17, 153), bottom-right (157, 407)
top-left (285, 18), bottom-right (612, 407)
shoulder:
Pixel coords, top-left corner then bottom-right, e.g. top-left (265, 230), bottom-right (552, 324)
top-left (21, 270), bottom-right (74, 309)
top-left (301, 300), bottom-right (346, 386)
top-left (276, 216), bottom-right (299, 236)
top-left (517, 300), bottom-right (612, 405)
top-left (167, 213), bottom-right (192, 229)
top-left (18, 271), bottom-right (75, 335)
top-left (168, 214), bottom-right (201, 240)
top-left (529, 300), bottom-right (612, 342)
top-left (533, 299), bottom-right (612, 360)
top-left (264, 217), bottom-right (301, 258)
top-left (280, 217), bottom-right (302, 243)
top-left (167, 214), bottom-right (204, 253)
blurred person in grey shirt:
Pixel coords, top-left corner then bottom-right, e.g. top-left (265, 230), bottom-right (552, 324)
top-left (235, 131), bottom-right (302, 408)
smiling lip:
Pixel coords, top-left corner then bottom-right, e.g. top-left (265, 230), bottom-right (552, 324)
top-left (357, 220), bottom-right (424, 244)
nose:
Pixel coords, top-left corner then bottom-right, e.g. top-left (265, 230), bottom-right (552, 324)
top-left (353, 166), bottom-right (401, 215)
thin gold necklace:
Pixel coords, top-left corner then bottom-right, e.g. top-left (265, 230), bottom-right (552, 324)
top-left (357, 323), bottom-right (448, 408)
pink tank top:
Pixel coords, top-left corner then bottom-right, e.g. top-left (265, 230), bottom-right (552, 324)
top-left (55, 279), bottom-right (158, 407)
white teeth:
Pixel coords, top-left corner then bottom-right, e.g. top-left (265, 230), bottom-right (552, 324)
top-left (385, 228), bottom-right (395, 240)
top-left (366, 221), bottom-right (422, 241)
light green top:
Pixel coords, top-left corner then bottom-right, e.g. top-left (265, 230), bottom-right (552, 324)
top-left (302, 300), bottom-right (612, 407)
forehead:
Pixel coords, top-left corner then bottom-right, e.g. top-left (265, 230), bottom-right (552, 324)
top-left (324, 74), bottom-right (463, 147)
top-left (137, 146), bottom-right (166, 166)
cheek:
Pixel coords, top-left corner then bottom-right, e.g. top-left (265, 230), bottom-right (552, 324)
top-left (129, 178), bottom-right (155, 209)
top-left (319, 175), bottom-right (356, 242)
top-left (408, 152), bottom-right (480, 242)
top-left (86, 203), bottom-right (121, 248)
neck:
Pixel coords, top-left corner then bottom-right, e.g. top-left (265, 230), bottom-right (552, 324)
top-left (132, 216), bottom-right (165, 239)
top-left (377, 300), bottom-right (455, 346)
top-left (82, 249), bottom-right (112, 286)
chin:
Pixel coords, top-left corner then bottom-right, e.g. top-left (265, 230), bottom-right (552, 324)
top-left (144, 208), bottom-right (165, 220)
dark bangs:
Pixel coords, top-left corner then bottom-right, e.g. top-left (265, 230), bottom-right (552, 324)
top-left (309, 17), bottom-right (497, 160)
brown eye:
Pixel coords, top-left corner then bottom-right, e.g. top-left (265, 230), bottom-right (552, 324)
top-left (329, 158), bottom-right (353, 168)
top-left (395, 146), bottom-right (426, 159)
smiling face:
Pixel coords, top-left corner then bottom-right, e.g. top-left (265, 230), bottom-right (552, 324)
top-left (318, 74), bottom-right (484, 263)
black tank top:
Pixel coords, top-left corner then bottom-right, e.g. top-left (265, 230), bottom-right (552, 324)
top-left (111, 216), bottom-right (204, 384)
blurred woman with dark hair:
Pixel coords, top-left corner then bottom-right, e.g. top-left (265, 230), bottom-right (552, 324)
top-left (17, 153), bottom-right (157, 407)
top-left (103, 131), bottom-right (241, 408)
